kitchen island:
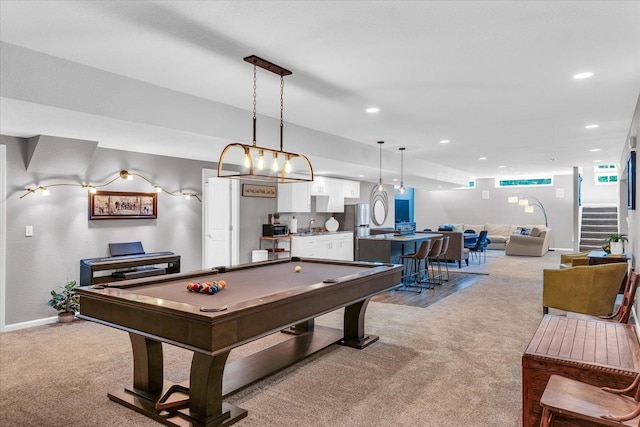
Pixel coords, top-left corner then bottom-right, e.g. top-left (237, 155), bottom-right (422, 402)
top-left (356, 233), bottom-right (442, 264)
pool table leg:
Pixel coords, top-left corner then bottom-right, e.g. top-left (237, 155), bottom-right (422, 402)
top-left (341, 297), bottom-right (379, 349)
top-left (130, 333), bottom-right (164, 394)
top-left (188, 351), bottom-right (247, 425)
top-left (109, 334), bottom-right (247, 426)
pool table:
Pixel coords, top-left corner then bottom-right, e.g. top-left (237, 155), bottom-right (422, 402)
top-left (77, 257), bottom-right (402, 426)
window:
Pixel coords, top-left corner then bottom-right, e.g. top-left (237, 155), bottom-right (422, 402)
top-left (594, 165), bottom-right (617, 185)
top-left (457, 179), bottom-right (475, 190)
top-left (495, 177), bottom-right (553, 188)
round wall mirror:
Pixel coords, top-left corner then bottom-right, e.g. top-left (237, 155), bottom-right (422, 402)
top-left (369, 186), bottom-right (388, 226)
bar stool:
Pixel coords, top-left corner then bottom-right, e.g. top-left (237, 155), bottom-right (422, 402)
top-left (437, 236), bottom-right (450, 282)
top-left (398, 240), bottom-right (431, 292)
top-left (426, 238), bottom-right (443, 288)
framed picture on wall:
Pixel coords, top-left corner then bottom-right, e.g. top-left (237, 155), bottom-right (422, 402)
top-left (242, 184), bottom-right (276, 198)
top-left (628, 151), bottom-right (636, 210)
top-left (89, 191), bottom-right (157, 220)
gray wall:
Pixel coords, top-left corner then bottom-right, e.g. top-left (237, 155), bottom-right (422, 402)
top-left (413, 175), bottom-right (576, 249)
top-left (2, 135), bottom-right (215, 324)
top-left (2, 135), bottom-right (394, 326)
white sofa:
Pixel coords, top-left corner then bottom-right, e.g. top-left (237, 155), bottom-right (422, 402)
top-left (505, 226), bottom-right (551, 256)
top-left (446, 223), bottom-right (550, 251)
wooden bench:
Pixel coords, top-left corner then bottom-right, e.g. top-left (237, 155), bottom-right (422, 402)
top-left (522, 315), bottom-right (640, 427)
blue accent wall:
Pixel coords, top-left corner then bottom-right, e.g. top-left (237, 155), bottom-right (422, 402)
top-left (394, 187), bottom-right (414, 223)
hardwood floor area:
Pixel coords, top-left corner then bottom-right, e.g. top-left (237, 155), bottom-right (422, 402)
top-left (372, 270), bottom-right (486, 308)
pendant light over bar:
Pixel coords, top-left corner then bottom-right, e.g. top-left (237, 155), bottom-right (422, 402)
top-left (376, 141), bottom-right (384, 191)
top-left (217, 55), bottom-right (314, 183)
top-left (398, 147), bottom-right (406, 194)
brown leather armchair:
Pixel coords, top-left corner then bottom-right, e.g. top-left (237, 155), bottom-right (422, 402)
top-left (542, 263), bottom-right (628, 316)
top-left (421, 230), bottom-right (469, 268)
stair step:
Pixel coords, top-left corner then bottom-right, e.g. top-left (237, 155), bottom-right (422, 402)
top-left (582, 214), bottom-right (617, 220)
top-left (580, 206), bottom-right (618, 252)
top-left (582, 207), bottom-right (617, 213)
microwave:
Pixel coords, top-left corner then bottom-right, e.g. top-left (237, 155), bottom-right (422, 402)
top-left (262, 224), bottom-right (289, 237)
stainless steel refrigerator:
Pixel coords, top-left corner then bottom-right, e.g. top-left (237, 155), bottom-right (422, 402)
top-left (336, 203), bottom-right (370, 259)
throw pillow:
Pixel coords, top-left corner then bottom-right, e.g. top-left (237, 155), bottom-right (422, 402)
top-left (530, 227), bottom-right (542, 237)
top-left (452, 224), bottom-right (463, 232)
top-left (513, 227), bottom-right (523, 235)
top-left (520, 228), bottom-right (531, 235)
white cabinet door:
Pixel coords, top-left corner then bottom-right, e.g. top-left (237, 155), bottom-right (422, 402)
top-left (334, 235), bottom-right (354, 261)
top-left (290, 236), bottom-right (319, 258)
top-left (291, 234), bottom-right (352, 260)
top-left (327, 235), bottom-right (353, 261)
top-left (277, 182), bottom-right (310, 213)
top-left (309, 177), bottom-right (330, 196)
top-left (342, 180), bottom-right (360, 199)
top-left (315, 179), bottom-right (345, 213)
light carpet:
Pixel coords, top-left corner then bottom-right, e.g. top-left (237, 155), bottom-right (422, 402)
top-left (0, 251), bottom-right (561, 426)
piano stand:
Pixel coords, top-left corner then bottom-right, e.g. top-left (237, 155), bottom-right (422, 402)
top-left (80, 251), bottom-right (180, 286)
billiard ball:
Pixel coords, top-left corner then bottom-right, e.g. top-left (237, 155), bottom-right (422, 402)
top-left (295, 265), bottom-right (302, 273)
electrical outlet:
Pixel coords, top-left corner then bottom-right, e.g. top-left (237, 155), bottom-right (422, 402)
top-left (25, 225), bottom-right (33, 237)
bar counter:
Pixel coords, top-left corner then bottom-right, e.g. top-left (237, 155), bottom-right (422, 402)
top-left (356, 233), bottom-right (442, 263)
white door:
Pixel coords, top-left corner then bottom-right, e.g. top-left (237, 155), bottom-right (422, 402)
top-left (204, 176), bottom-right (239, 269)
top-left (0, 145), bottom-right (6, 331)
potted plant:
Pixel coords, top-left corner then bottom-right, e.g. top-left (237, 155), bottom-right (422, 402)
top-left (48, 280), bottom-right (80, 323)
top-left (606, 233), bottom-right (628, 255)
top-left (273, 212), bottom-right (280, 224)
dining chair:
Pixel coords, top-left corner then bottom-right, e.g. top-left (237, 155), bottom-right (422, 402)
top-left (468, 230), bottom-right (488, 264)
top-left (599, 268), bottom-right (638, 324)
top-left (539, 373), bottom-right (640, 426)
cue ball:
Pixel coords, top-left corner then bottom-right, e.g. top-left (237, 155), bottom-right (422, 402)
top-left (295, 265), bottom-right (302, 273)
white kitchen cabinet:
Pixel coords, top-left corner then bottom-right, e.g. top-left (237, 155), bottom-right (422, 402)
top-left (277, 182), bottom-right (310, 213)
top-left (309, 177), bottom-right (331, 196)
top-left (290, 235), bottom-right (321, 258)
top-left (315, 179), bottom-right (344, 213)
top-left (290, 233), bottom-right (353, 261)
top-left (342, 180), bottom-right (360, 199)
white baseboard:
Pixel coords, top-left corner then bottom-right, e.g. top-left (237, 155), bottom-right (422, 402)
top-left (549, 247), bottom-right (574, 252)
top-left (1, 316), bottom-right (58, 332)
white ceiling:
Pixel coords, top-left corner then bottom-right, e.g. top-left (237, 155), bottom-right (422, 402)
top-left (1, 1), bottom-right (639, 189)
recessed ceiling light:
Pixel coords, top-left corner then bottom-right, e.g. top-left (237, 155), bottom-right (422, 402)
top-left (440, 139), bottom-right (450, 144)
top-left (593, 159), bottom-right (602, 163)
top-left (359, 174), bottom-right (364, 178)
top-left (365, 107), bottom-right (380, 113)
top-left (590, 148), bottom-right (601, 152)
top-left (479, 157), bottom-right (487, 160)
top-left (393, 178), bottom-right (398, 182)
top-left (585, 124), bottom-right (600, 129)
top-left (573, 72), bottom-right (594, 79)
top-left (498, 165), bottom-right (506, 168)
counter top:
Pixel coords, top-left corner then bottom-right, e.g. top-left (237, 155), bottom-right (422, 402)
top-left (289, 231), bottom-right (353, 237)
top-left (357, 232), bottom-right (441, 242)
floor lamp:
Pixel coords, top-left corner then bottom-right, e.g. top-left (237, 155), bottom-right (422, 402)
top-left (507, 194), bottom-right (548, 227)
